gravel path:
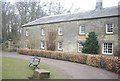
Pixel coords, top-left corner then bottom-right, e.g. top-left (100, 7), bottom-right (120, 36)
top-left (1, 52), bottom-right (119, 79)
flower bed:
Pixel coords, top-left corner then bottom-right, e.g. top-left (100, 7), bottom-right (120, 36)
top-left (17, 48), bottom-right (119, 74)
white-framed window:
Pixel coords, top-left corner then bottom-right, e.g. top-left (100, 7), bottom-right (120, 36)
top-left (41, 41), bottom-right (45, 49)
top-left (24, 41), bottom-right (28, 48)
top-left (41, 28), bottom-right (45, 35)
top-left (79, 26), bottom-right (85, 35)
top-left (78, 42), bottom-right (83, 52)
top-left (58, 27), bottom-right (63, 35)
top-left (9, 25), bottom-right (12, 32)
top-left (58, 42), bottom-right (63, 51)
top-left (102, 43), bottom-right (113, 55)
top-left (106, 24), bottom-right (114, 34)
top-left (25, 29), bottom-right (29, 36)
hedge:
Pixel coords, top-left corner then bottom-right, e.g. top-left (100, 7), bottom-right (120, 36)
top-left (17, 48), bottom-right (120, 74)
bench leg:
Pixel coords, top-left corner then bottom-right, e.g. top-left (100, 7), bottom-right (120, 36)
top-left (29, 63), bottom-right (32, 67)
top-left (34, 65), bottom-right (39, 70)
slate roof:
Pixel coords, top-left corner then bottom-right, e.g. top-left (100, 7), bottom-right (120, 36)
top-left (22, 6), bottom-right (119, 27)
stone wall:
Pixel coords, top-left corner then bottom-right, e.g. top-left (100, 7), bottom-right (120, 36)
top-left (21, 16), bottom-right (119, 55)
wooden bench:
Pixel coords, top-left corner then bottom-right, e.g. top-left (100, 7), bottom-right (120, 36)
top-left (29, 56), bottom-right (40, 69)
top-left (33, 69), bottom-right (50, 79)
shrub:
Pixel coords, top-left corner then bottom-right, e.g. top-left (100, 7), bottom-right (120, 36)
top-left (101, 55), bottom-right (120, 73)
top-left (17, 48), bottom-right (119, 73)
top-left (75, 54), bottom-right (87, 64)
top-left (86, 54), bottom-right (101, 67)
top-left (82, 32), bottom-right (99, 54)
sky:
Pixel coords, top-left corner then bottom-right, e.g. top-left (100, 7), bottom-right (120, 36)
top-left (5, 0), bottom-right (120, 11)
top-left (64, 0), bottom-right (120, 11)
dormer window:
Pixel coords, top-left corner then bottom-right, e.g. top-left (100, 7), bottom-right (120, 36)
top-left (58, 27), bottom-right (63, 35)
top-left (79, 26), bottom-right (85, 35)
top-left (106, 24), bottom-right (114, 34)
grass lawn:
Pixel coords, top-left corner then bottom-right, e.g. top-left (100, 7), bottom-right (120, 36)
top-left (0, 56), bottom-right (2, 80)
top-left (2, 57), bottom-right (65, 79)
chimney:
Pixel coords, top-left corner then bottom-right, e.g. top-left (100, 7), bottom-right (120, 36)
top-left (96, 0), bottom-right (103, 10)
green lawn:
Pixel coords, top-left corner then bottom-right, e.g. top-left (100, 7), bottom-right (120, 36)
top-left (0, 57), bottom-right (2, 80)
top-left (2, 57), bottom-right (65, 79)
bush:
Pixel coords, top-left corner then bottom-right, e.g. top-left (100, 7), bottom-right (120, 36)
top-left (86, 54), bottom-right (101, 67)
top-left (101, 55), bottom-right (120, 73)
top-left (82, 32), bottom-right (99, 54)
top-left (17, 48), bottom-right (119, 73)
top-left (75, 54), bottom-right (87, 64)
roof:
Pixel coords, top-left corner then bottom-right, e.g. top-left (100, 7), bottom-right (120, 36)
top-left (22, 6), bottom-right (119, 27)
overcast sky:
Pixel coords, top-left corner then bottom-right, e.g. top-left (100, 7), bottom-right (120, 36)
top-left (5, 0), bottom-right (120, 11)
top-left (64, 0), bottom-right (120, 11)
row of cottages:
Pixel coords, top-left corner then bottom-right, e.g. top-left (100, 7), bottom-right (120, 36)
top-left (21, 0), bottom-right (120, 56)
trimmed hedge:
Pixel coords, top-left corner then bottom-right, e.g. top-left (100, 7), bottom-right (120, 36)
top-left (17, 48), bottom-right (120, 74)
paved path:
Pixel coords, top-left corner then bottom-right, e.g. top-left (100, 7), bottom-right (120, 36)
top-left (1, 52), bottom-right (119, 79)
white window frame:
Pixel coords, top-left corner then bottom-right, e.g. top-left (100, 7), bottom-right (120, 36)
top-left (25, 29), bottom-right (29, 36)
top-left (58, 27), bottom-right (63, 35)
top-left (79, 26), bottom-right (85, 35)
top-left (58, 42), bottom-right (63, 51)
top-left (41, 28), bottom-right (45, 36)
top-left (78, 42), bottom-right (83, 53)
top-left (106, 24), bottom-right (114, 34)
top-left (41, 41), bottom-right (45, 49)
top-left (102, 43), bottom-right (113, 55)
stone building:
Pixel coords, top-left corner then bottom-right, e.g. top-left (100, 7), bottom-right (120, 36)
top-left (21, 0), bottom-right (120, 55)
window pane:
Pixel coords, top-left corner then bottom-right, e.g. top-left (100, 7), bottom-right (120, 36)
top-left (103, 43), bottom-right (112, 54)
top-left (41, 41), bottom-right (45, 49)
top-left (79, 26), bottom-right (85, 34)
top-left (58, 27), bottom-right (63, 35)
top-left (58, 42), bottom-right (62, 50)
top-left (78, 42), bottom-right (83, 52)
top-left (106, 24), bottom-right (113, 33)
top-left (41, 28), bottom-right (45, 35)
top-left (26, 29), bottom-right (28, 36)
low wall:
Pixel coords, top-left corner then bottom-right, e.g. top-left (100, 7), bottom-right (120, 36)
top-left (17, 48), bottom-right (119, 74)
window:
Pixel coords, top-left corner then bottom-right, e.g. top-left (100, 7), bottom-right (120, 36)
top-left (58, 42), bottom-right (63, 50)
top-left (78, 42), bottom-right (83, 52)
top-left (79, 26), bottom-right (85, 35)
top-left (58, 27), bottom-right (63, 35)
top-left (9, 25), bottom-right (12, 32)
top-left (106, 24), bottom-right (114, 34)
top-left (25, 29), bottom-right (29, 36)
top-left (41, 28), bottom-right (45, 35)
top-left (103, 43), bottom-right (113, 54)
top-left (24, 41), bottom-right (28, 48)
top-left (41, 41), bottom-right (45, 49)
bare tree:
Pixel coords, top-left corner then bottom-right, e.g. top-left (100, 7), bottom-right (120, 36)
top-left (44, 0), bottom-right (80, 15)
top-left (2, 2), bottom-right (20, 42)
top-left (45, 0), bottom-right (73, 15)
